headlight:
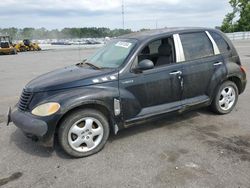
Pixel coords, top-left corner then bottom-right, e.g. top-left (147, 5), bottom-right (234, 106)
top-left (31, 102), bottom-right (60, 117)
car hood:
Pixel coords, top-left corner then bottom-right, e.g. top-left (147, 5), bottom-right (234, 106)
top-left (25, 65), bottom-right (117, 92)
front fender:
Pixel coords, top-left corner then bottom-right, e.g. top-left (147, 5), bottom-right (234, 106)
top-left (55, 86), bottom-right (119, 115)
top-left (28, 83), bottom-right (121, 141)
top-left (54, 85), bottom-right (122, 133)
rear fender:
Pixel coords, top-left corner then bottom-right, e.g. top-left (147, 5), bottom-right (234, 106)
top-left (207, 63), bottom-right (227, 99)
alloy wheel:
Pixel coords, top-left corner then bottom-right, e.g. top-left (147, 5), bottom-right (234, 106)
top-left (68, 117), bottom-right (104, 152)
top-left (219, 86), bottom-right (236, 111)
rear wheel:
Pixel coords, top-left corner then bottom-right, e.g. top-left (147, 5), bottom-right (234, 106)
top-left (58, 109), bottom-right (110, 157)
top-left (211, 81), bottom-right (238, 114)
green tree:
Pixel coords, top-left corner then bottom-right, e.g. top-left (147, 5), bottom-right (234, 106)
top-left (0, 27), bottom-right (133, 39)
top-left (237, 0), bottom-right (250, 31)
top-left (21, 28), bottom-right (35, 39)
top-left (221, 12), bottom-right (237, 32)
top-left (221, 0), bottom-right (250, 32)
top-left (33, 28), bottom-right (49, 39)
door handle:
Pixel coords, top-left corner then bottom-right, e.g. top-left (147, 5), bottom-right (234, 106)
top-left (213, 62), bottom-right (223, 66)
top-left (170, 71), bottom-right (182, 75)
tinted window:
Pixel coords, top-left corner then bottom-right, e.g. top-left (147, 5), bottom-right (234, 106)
top-left (210, 31), bottom-right (230, 54)
top-left (136, 37), bottom-right (176, 67)
top-left (180, 32), bottom-right (214, 61)
top-left (148, 40), bottom-right (161, 54)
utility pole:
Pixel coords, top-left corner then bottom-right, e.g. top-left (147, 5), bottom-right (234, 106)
top-left (122, 0), bottom-right (125, 29)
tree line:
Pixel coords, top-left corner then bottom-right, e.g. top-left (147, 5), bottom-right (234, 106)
top-left (221, 0), bottom-right (250, 32)
top-left (0, 27), bottom-right (133, 40)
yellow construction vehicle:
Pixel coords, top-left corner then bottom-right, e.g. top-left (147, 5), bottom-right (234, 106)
top-left (23, 39), bottom-right (41, 51)
top-left (0, 35), bottom-right (17, 55)
top-left (15, 39), bottom-right (41, 52)
top-left (14, 41), bottom-right (27, 52)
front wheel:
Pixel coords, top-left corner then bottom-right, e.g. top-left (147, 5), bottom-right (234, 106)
top-left (210, 81), bottom-right (238, 114)
top-left (58, 109), bottom-right (110, 158)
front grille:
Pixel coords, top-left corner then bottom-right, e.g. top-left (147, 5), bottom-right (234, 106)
top-left (18, 89), bottom-right (33, 111)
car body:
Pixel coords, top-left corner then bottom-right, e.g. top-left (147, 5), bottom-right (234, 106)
top-left (8, 27), bottom-right (247, 157)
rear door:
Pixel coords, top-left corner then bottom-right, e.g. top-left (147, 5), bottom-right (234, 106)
top-left (179, 31), bottom-right (225, 104)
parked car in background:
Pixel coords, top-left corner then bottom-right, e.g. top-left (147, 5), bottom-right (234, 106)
top-left (8, 27), bottom-right (247, 157)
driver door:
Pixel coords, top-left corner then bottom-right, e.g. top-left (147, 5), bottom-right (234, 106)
top-left (119, 36), bottom-right (183, 123)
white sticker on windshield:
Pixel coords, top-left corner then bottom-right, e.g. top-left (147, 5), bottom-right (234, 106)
top-left (115, 41), bottom-right (132, 48)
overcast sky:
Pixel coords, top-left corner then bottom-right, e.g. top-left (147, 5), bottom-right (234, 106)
top-left (0, 0), bottom-right (231, 30)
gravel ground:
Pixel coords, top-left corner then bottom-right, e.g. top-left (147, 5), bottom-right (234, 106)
top-left (0, 40), bottom-right (249, 188)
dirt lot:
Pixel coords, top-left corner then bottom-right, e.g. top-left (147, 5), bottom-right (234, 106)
top-left (0, 40), bottom-right (250, 188)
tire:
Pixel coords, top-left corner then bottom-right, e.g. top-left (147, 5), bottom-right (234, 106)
top-left (12, 49), bottom-right (17, 55)
top-left (210, 81), bottom-right (238, 114)
top-left (10, 48), bottom-right (17, 55)
top-left (58, 109), bottom-right (110, 158)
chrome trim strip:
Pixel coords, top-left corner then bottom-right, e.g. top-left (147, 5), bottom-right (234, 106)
top-left (101, 77), bottom-right (108, 81)
top-left (92, 74), bottom-right (118, 83)
top-left (92, 79), bottom-right (99, 83)
top-left (173, 34), bottom-right (185, 62)
top-left (110, 75), bottom-right (117, 80)
top-left (214, 62), bottom-right (223, 66)
top-left (173, 34), bottom-right (181, 62)
top-left (177, 34), bottom-right (185, 62)
top-left (114, 98), bottom-right (121, 116)
top-left (205, 31), bottom-right (220, 55)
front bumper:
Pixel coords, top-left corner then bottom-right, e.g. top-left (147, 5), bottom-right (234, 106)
top-left (10, 108), bottom-right (48, 137)
top-left (8, 104), bottom-right (62, 147)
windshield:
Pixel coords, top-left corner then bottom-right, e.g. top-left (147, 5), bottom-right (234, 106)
top-left (86, 39), bottom-right (137, 68)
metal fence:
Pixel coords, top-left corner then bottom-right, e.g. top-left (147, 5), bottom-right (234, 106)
top-left (226, 32), bottom-right (250, 40)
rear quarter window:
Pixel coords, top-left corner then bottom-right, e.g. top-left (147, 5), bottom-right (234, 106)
top-left (180, 32), bottom-right (214, 61)
top-left (209, 31), bottom-right (231, 54)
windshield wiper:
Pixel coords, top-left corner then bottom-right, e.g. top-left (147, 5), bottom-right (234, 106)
top-left (85, 62), bottom-right (101, 70)
top-left (76, 60), bottom-right (101, 70)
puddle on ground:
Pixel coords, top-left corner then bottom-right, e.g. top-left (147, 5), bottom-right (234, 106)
top-left (0, 172), bottom-right (23, 186)
top-left (206, 135), bottom-right (250, 162)
top-left (159, 148), bottom-right (189, 163)
top-left (167, 151), bottom-right (180, 162)
top-left (195, 124), bottom-right (220, 134)
top-left (192, 124), bottom-right (250, 162)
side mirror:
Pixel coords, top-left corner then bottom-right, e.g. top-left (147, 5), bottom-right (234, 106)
top-left (136, 59), bottom-right (154, 71)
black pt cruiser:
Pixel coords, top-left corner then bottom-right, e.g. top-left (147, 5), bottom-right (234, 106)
top-left (8, 28), bottom-right (247, 157)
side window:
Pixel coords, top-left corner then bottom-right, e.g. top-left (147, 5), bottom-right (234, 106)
top-left (136, 37), bottom-right (176, 69)
top-left (209, 31), bottom-right (230, 54)
top-left (180, 32), bottom-right (214, 61)
top-left (148, 40), bottom-right (161, 54)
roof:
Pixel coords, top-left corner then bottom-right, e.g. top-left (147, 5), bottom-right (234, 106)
top-left (120, 27), bottom-right (211, 41)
